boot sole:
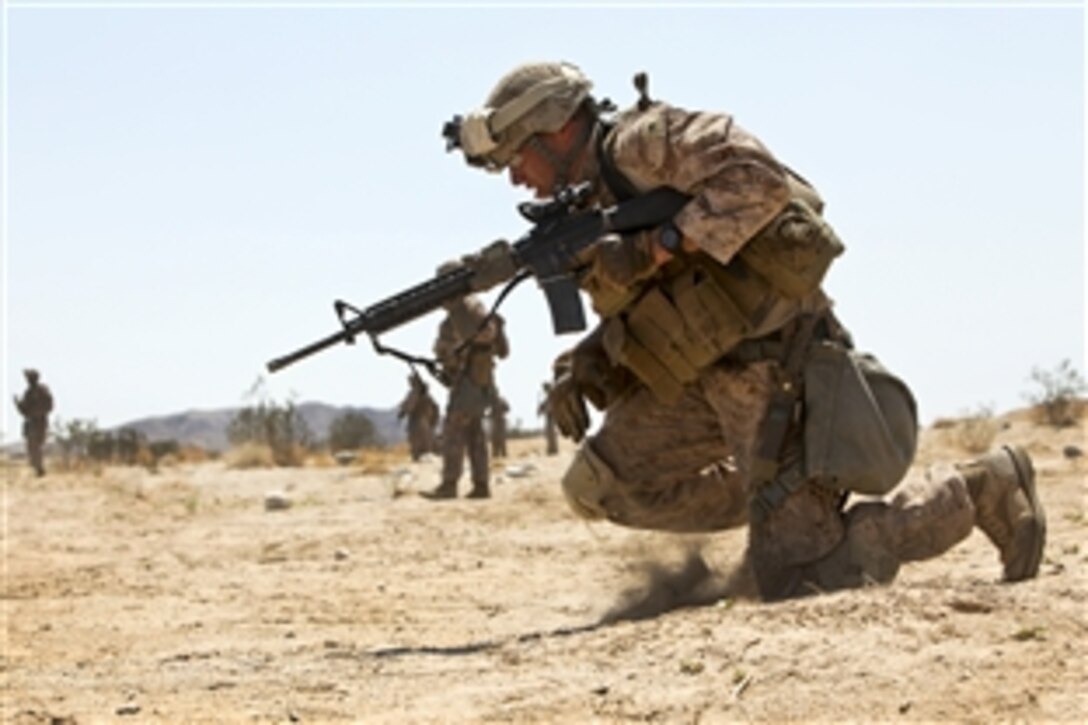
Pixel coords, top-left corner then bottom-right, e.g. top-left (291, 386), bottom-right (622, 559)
top-left (1003, 444), bottom-right (1047, 581)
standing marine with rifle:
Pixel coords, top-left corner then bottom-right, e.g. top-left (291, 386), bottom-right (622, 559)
top-left (422, 275), bottom-right (509, 501)
top-left (13, 368), bottom-right (53, 477)
top-left (397, 370), bottom-right (439, 462)
top-left (441, 61), bottom-right (1045, 599)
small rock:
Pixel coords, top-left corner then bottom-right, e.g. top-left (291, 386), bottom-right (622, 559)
top-left (948, 598), bottom-right (993, 614)
top-left (116, 703), bottom-right (141, 716)
top-left (1062, 445), bottom-right (1083, 459)
top-left (334, 548), bottom-right (350, 561)
top-left (333, 450), bottom-right (357, 466)
top-left (264, 492), bottom-right (292, 512)
top-left (505, 463), bottom-right (537, 478)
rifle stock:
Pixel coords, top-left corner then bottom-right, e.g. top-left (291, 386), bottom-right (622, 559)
top-left (266, 184), bottom-right (690, 373)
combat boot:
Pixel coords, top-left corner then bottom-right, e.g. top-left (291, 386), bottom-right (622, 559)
top-left (466, 482), bottom-right (490, 499)
top-left (421, 481), bottom-right (457, 500)
top-left (960, 445), bottom-right (1046, 582)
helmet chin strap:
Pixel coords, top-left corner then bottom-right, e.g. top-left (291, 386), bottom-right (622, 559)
top-left (526, 116), bottom-right (595, 194)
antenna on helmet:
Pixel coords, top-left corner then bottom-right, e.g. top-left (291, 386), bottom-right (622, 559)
top-left (634, 71), bottom-right (653, 111)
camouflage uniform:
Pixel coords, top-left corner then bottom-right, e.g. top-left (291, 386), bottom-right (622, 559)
top-left (425, 296), bottom-right (509, 499)
top-left (554, 99), bottom-right (1044, 598)
top-left (538, 382), bottom-right (559, 456)
top-left (489, 393), bottom-right (509, 459)
top-left (13, 369), bottom-right (53, 476)
top-left (454, 63), bottom-right (1045, 598)
top-left (398, 374), bottom-right (439, 461)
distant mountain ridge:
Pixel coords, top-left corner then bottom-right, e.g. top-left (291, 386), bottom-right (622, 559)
top-left (115, 402), bottom-right (405, 452)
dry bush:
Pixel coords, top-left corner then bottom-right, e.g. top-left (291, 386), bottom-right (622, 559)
top-left (305, 451), bottom-right (338, 468)
top-left (227, 380), bottom-right (314, 466)
top-left (354, 447), bottom-right (404, 475)
top-left (225, 442), bottom-right (277, 469)
top-left (1025, 360), bottom-right (1087, 428)
top-left (956, 404), bottom-right (1001, 454)
top-left (177, 445), bottom-right (212, 463)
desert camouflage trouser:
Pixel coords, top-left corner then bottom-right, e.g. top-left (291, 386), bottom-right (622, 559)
top-left (564, 361), bottom-right (977, 600)
top-left (568, 361), bottom-right (776, 533)
top-left (407, 417), bottom-right (435, 461)
top-left (440, 408), bottom-right (488, 489)
top-left (750, 463), bottom-right (976, 600)
top-left (23, 418), bottom-right (47, 476)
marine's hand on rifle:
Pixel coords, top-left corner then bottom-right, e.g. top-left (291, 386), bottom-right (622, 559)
top-left (579, 230), bottom-right (664, 291)
top-left (459, 239), bottom-right (518, 292)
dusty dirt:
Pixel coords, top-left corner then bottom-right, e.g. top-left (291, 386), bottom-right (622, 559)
top-left (3, 410), bottom-right (1086, 723)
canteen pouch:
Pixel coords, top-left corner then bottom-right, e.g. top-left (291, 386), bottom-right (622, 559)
top-left (739, 198), bottom-right (844, 300)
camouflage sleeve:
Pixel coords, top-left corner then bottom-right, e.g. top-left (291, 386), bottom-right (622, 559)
top-left (433, 317), bottom-right (459, 362)
top-left (608, 104), bottom-right (791, 265)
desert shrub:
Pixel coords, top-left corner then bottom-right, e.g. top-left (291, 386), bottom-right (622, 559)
top-left (354, 447), bottom-right (402, 475)
top-left (225, 442), bottom-right (277, 469)
top-left (51, 417), bottom-right (100, 469)
top-left (176, 445), bottom-right (211, 463)
top-left (228, 378), bottom-right (313, 467)
top-left (956, 404), bottom-right (1001, 454)
top-left (327, 412), bottom-right (380, 451)
top-left (1024, 359), bottom-right (1087, 427)
top-left (149, 439), bottom-right (180, 461)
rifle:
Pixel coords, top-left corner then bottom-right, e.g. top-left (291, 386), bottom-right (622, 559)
top-left (266, 182), bottom-right (689, 374)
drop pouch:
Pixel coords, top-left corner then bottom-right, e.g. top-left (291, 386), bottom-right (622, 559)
top-left (803, 341), bottom-right (918, 495)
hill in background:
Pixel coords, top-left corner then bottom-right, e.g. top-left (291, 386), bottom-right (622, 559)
top-left (115, 402), bottom-right (405, 452)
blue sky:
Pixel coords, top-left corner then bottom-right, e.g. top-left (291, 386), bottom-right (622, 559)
top-left (3, 2), bottom-right (1084, 443)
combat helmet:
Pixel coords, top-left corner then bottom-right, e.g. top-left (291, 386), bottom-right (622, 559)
top-left (23, 368), bottom-right (39, 383)
top-left (444, 61), bottom-right (593, 172)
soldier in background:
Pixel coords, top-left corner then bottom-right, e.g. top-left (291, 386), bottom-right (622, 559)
top-left (13, 368), bottom-right (53, 476)
top-left (489, 392), bottom-right (509, 459)
top-left (538, 381), bottom-right (559, 456)
top-left (422, 282), bottom-right (509, 500)
top-left (397, 372), bottom-right (440, 461)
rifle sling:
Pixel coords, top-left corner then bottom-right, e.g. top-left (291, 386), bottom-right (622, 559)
top-left (747, 313), bottom-right (825, 522)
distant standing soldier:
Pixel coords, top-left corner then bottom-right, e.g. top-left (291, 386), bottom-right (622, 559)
top-left (538, 381), bottom-right (559, 456)
top-left (490, 392), bottom-right (509, 459)
top-left (423, 282), bottom-right (509, 500)
top-left (397, 372), bottom-right (440, 461)
top-left (13, 368), bottom-right (53, 476)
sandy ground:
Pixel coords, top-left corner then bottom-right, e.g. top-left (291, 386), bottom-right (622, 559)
top-left (3, 411), bottom-right (1086, 724)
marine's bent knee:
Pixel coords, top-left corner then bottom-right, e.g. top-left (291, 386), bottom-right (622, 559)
top-left (561, 443), bottom-right (618, 521)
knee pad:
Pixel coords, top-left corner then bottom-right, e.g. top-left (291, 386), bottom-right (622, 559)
top-left (561, 444), bottom-right (618, 521)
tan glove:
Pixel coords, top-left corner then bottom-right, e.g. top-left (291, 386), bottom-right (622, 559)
top-left (460, 239), bottom-right (518, 292)
top-left (546, 328), bottom-right (634, 441)
top-left (547, 367), bottom-right (590, 442)
top-left (581, 230), bottom-right (659, 291)
top-left (568, 326), bottom-right (634, 409)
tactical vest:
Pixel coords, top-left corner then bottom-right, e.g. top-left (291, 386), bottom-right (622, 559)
top-left (590, 127), bottom-right (844, 403)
